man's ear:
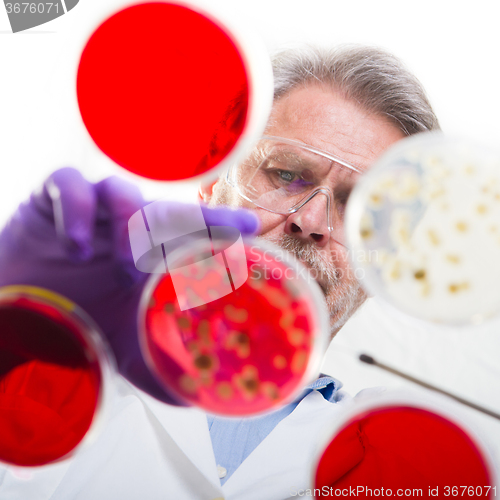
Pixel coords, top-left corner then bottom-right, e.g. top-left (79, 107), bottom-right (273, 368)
top-left (198, 180), bottom-right (217, 203)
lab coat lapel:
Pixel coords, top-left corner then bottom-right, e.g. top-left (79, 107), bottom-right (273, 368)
top-left (1, 380), bottom-right (224, 500)
top-left (222, 391), bottom-right (349, 500)
top-left (134, 387), bottom-right (222, 490)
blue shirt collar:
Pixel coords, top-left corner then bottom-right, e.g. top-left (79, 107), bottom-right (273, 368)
top-left (300, 374), bottom-right (343, 403)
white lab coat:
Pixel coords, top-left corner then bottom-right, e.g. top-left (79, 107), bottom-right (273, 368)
top-left (0, 376), bottom-right (350, 500)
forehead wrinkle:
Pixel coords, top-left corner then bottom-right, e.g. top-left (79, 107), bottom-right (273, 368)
top-left (267, 83), bottom-right (405, 177)
top-left (272, 106), bottom-right (372, 172)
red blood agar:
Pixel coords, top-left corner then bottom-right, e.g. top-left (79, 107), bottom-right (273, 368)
top-left (77, 2), bottom-right (249, 181)
top-left (0, 299), bottom-right (101, 466)
top-left (315, 406), bottom-right (492, 498)
top-left (143, 243), bottom-right (319, 416)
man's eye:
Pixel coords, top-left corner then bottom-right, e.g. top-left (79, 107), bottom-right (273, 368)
top-left (277, 170), bottom-right (296, 183)
top-left (338, 194), bottom-right (349, 205)
top-left (336, 191), bottom-right (351, 217)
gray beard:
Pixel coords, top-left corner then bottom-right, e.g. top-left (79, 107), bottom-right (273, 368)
top-left (257, 233), bottom-right (366, 336)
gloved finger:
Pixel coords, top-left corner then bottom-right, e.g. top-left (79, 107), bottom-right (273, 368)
top-left (200, 205), bottom-right (261, 235)
top-left (42, 167), bottom-right (97, 261)
top-left (130, 201), bottom-right (259, 274)
top-left (141, 201), bottom-right (260, 249)
top-left (94, 176), bottom-right (148, 266)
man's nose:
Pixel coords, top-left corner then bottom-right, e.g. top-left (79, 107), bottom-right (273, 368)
top-left (284, 191), bottom-right (331, 247)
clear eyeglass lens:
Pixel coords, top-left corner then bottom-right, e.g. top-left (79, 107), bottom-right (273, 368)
top-left (234, 138), bottom-right (360, 220)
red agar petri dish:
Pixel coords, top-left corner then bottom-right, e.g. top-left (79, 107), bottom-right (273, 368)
top-left (139, 237), bottom-right (329, 416)
top-left (315, 404), bottom-right (495, 498)
top-left (0, 286), bottom-right (111, 467)
top-left (77, 2), bottom-right (271, 183)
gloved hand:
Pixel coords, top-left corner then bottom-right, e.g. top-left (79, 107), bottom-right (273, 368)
top-left (0, 167), bottom-right (260, 403)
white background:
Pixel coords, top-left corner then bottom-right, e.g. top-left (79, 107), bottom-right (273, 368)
top-left (1, 0), bottom-right (500, 464)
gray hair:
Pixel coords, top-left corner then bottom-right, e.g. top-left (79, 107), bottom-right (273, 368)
top-left (271, 45), bottom-right (440, 135)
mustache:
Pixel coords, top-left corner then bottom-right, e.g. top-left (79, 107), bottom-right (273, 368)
top-left (258, 233), bottom-right (339, 294)
top-left (258, 233), bottom-right (367, 335)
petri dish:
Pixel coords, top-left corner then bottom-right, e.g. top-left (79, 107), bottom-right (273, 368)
top-left (346, 132), bottom-right (500, 324)
top-left (138, 234), bottom-right (330, 416)
top-left (314, 392), bottom-right (497, 497)
top-left (0, 286), bottom-right (113, 467)
top-left (76, 1), bottom-right (272, 184)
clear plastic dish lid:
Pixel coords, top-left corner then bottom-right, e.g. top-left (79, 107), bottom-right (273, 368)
top-left (76, 0), bottom-right (273, 184)
top-left (138, 232), bottom-right (330, 417)
top-left (346, 132), bottom-right (500, 325)
top-left (0, 286), bottom-right (113, 467)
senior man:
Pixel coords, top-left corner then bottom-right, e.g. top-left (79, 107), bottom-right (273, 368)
top-left (203, 46), bottom-right (438, 338)
top-left (0, 46), bottom-right (439, 500)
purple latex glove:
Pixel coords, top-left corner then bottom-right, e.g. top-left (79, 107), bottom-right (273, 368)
top-left (0, 167), bottom-right (260, 404)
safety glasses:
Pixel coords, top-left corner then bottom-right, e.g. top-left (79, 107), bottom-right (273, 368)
top-left (227, 136), bottom-right (363, 245)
